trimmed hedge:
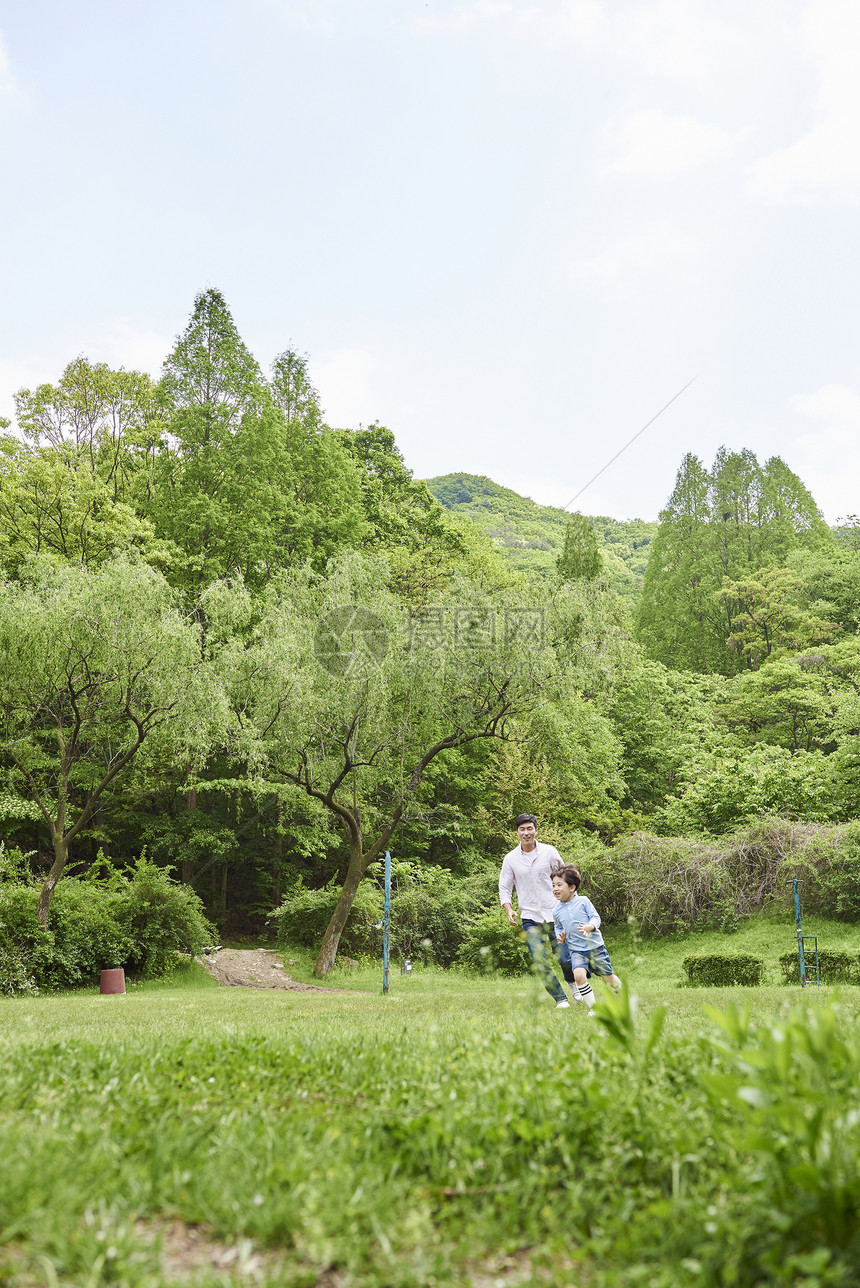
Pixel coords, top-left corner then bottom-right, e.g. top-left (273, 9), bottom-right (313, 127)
top-left (683, 953), bottom-right (764, 987)
top-left (779, 949), bottom-right (857, 985)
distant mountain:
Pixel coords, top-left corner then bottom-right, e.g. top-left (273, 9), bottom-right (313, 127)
top-left (424, 473), bottom-right (657, 597)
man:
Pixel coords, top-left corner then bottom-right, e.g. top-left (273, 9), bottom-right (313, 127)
top-left (498, 813), bottom-right (578, 1008)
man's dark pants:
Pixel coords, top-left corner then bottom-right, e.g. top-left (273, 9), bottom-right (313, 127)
top-left (520, 918), bottom-right (570, 1003)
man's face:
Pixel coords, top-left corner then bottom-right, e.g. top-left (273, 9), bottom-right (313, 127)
top-left (517, 822), bottom-right (537, 849)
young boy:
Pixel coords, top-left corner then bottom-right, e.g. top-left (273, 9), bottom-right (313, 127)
top-left (551, 865), bottom-right (621, 1013)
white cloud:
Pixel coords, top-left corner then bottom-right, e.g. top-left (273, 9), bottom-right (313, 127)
top-left (603, 108), bottom-right (743, 179)
top-left (0, 317), bottom-right (177, 426)
top-left (413, 0), bottom-right (606, 49)
top-left (747, 0), bottom-right (860, 206)
top-left (0, 31), bottom-right (16, 97)
top-left (311, 348), bottom-right (378, 427)
top-left (260, 1), bottom-right (336, 35)
top-left (618, 0), bottom-right (747, 87)
top-left (791, 382), bottom-right (860, 424)
top-left (573, 220), bottom-right (702, 284)
top-left (414, 0), bottom-right (745, 84)
top-left (788, 383), bottom-right (860, 521)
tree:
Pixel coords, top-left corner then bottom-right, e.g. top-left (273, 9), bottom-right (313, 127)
top-left (158, 288), bottom-right (265, 449)
top-left (715, 566), bottom-right (835, 670)
top-left (0, 558), bottom-right (222, 924)
top-left (718, 656), bottom-right (836, 754)
top-left (636, 453), bottom-right (718, 671)
top-left (220, 554), bottom-right (613, 974)
top-left (636, 448), bottom-right (831, 674)
top-left (557, 512), bottom-right (602, 582)
top-left (149, 296), bottom-right (368, 592)
top-left (13, 358), bottom-right (161, 499)
top-left (270, 346), bottom-right (323, 427)
top-left (0, 435), bottom-right (168, 575)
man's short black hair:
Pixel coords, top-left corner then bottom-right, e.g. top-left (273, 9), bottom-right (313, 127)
top-left (515, 814), bottom-right (538, 828)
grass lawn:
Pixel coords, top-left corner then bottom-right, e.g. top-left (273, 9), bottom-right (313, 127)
top-left (2, 922), bottom-right (860, 1287)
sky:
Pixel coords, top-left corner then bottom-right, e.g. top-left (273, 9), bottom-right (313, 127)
top-left (1, 0), bottom-right (860, 522)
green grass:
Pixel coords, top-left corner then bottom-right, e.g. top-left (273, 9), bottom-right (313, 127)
top-left (3, 926), bottom-right (860, 1287)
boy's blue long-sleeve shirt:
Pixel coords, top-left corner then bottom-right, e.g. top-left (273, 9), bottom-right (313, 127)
top-left (553, 895), bottom-right (605, 952)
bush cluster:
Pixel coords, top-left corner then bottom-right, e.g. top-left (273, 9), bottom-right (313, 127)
top-left (584, 819), bottom-right (860, 935)
top-left (0, 856), bottom-right (213, 994)
top-left (779, 948), bottom-right (858, 985)
top-left (271, 866), bottom-right (528, 973)
top-left (683, 953), bottom-right (764, 987)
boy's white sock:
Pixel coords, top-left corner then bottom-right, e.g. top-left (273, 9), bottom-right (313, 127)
top-left (571, 983), bottom-right (582, 1000)
top-left (579, 983), bottom-right (595, 1009)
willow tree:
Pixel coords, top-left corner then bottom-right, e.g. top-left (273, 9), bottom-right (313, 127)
top-left (220, 552), bottom-right (608, 975)
top-left (0, 558), bottom-right (222, 924)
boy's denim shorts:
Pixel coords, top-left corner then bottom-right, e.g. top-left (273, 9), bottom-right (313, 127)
top-left (567, 944), bottom-right (614, 977)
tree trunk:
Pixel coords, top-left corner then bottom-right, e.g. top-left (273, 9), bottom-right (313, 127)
top-left (37, 833), bottom-right (69, 927)
top-left (182, 786), bottom-right (198, 884)
top-left (313, 835), bottom-right (366, 977)
top-left (219, 861), bottom-right (228, 922)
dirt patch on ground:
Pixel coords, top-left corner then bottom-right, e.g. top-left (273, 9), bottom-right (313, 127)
top-left (197, 948), bottom-right (355, 993)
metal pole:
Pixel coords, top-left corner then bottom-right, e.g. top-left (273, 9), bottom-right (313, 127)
top-left (794, 874), bottom-right (807, 988)
top-left (382, 848), bottom-right (391, 995)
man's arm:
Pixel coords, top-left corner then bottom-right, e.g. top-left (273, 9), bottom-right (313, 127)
top-left (499, 857), bottom-right (518, 927)
top-left (544, 844), bottom-right (564, 877)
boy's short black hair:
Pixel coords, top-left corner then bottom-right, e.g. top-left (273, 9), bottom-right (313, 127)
top-left (559, 864), bottom-right (582, 891)
top-left (515, 814), bottom-right (538, 828)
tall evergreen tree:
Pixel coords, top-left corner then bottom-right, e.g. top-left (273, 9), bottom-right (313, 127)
top-left (557, 512), bottom-right (602, 582)
top-left (158, 288), bottom-right (265, 450)
top-left (636, 448), bottom-right (831, 674)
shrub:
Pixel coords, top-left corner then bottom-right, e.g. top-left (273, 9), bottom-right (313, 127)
top-left (121, 857), bottom-right (214, 976)
top-left (457, 911), bottom-right (531, 976)
top-left (795, 820), bottom-right (860, 921)
top-left (271, 868), bottom-right (501, 966)
top-left (586, 820), bottom-right (860, 936)
top-left (387, 869), bottom-right (498, 966)
top-left (779, 949), bottom-right (857, 985)
top-left (0, 861), bottom-right (213, 990)
top-left (683, 953), bottom-right (764, 987)
top-left (271, 881), bottom-right (383, 956)
top-left (0, 940), bottom-right (38, 995)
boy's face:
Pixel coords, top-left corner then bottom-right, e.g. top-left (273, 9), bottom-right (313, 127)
top-left (552, 874), bottom-right (574, 902)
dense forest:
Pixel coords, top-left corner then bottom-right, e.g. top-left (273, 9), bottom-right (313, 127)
top-left (2, 289), bottom-right (859, 978)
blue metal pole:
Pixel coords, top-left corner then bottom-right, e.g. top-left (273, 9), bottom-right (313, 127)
top-left (794, 874), bottom-right (807, 988)
top-left (383, 849), bottom-right (391, 995)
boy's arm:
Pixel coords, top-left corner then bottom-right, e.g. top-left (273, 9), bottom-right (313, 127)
top-left (579, 897), bottom-right (601, 931)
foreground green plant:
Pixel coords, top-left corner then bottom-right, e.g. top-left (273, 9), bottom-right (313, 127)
top-left (2, 978), bottom-right (860, 1286)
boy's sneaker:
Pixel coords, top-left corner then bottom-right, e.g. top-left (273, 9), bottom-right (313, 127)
top-left (555, 999), bottom-right (571, 1009)
top-left (571, 992), bottom-right (584, 1003)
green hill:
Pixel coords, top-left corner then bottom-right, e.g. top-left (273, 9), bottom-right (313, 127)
top-left (424, 473), bottom-right (657, 597)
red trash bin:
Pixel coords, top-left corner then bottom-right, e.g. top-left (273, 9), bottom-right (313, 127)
top-left (100, 968), bottom-right (126, 994)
